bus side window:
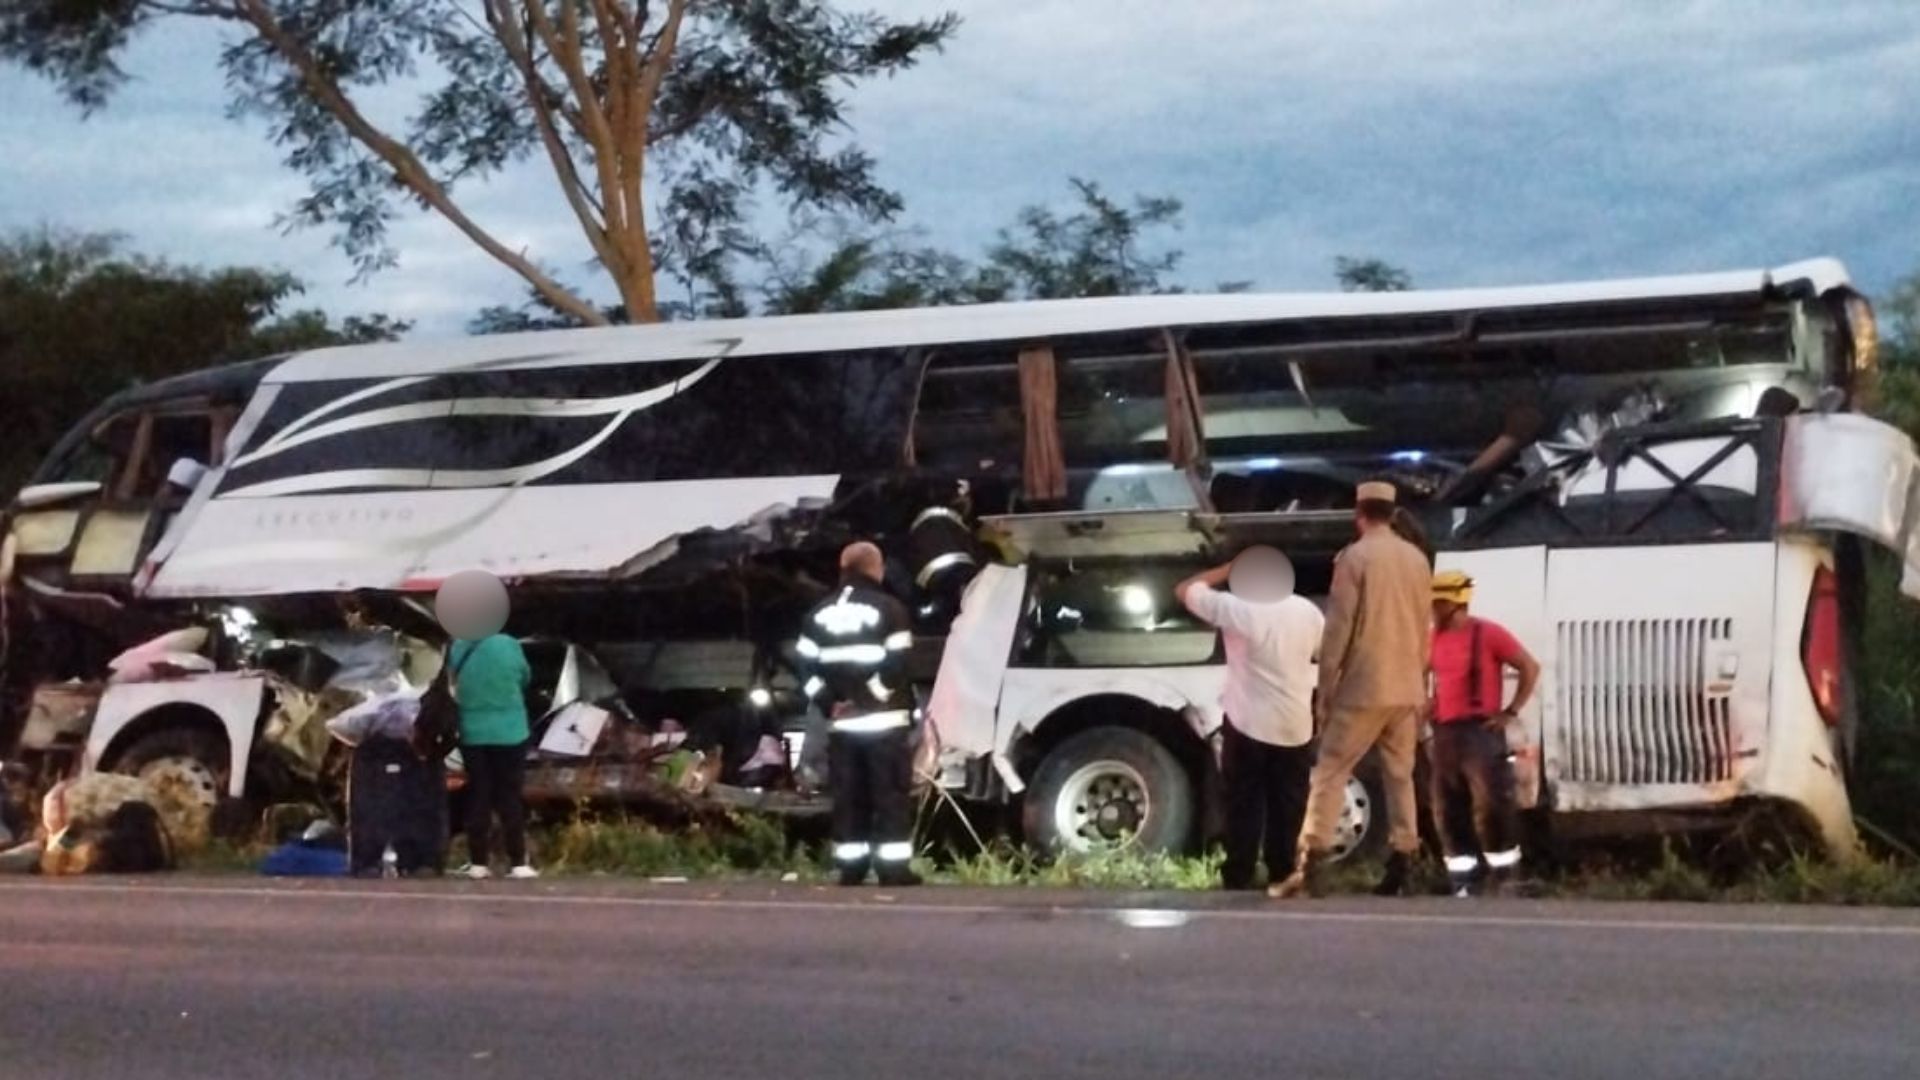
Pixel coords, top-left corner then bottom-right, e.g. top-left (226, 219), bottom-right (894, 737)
top-left (913, 353), bottom-right (1024, 476)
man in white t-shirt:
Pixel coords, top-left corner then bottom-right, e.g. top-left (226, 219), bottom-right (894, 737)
top-left (1177, 547), bottom-right (1325, 891)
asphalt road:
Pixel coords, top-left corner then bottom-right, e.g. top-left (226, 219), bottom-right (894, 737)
top-left (1, 879), bottom-right (1916, 1080)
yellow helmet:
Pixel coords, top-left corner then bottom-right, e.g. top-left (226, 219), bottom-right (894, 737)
top-left (1432, 570), bottom-right (1474, 604)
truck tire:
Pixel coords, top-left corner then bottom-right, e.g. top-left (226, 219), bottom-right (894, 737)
top-left (112, 729), bottom-right (227, 820)
top-left (1024, 726), bottom-right (1196, 855)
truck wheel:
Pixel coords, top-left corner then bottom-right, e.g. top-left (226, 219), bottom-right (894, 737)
top-left (1024, 727), bottom-right (1195, 855)
top-left (113, 729), bottom-right (227, 820)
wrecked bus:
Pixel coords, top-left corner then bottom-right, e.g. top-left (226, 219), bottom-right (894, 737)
top-left (2, 256), bottom-right (1912, 859)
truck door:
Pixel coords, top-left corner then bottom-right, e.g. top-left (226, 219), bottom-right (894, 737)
top-left (7, 399), bottom-right (231, 610)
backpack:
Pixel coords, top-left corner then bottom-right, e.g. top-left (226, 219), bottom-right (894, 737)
top-left (410, 644), bottom-right (478, 762)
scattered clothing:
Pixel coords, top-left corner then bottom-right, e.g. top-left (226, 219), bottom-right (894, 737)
top-left (262, 841), bottom-right (350, 877)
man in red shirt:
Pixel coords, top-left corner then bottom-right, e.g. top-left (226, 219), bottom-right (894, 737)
top-left (1428, 570), bottom-right (1541, 897)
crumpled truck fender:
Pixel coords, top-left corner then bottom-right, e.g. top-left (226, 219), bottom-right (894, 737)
top-left (992, 666), bottom-right (1227, 795)
top-left (83, 674), bottom-right (268, 799)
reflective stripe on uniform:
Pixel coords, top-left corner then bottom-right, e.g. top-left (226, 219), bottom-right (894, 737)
top-left (832, 710), bottom-right (912, 733)
top-left (1484, 847), bottom-right (1522, 870)
top-left (875, 841), bottom-right (913, 863)
top-left (834, 842), bottom-right (871, 863)
top-left (866, 673), bottom-right (892, 700)
top-left (884, 630), bottom-right (913, 651)
top-left (818, 643), bottom-right (889, 666)
top-left (813, 591), bottom-right (882, 635)
top-left (1444, 855), bottom-right (1480, 874)
top-left (795, 635), bottom-right (821, 659)
top-left (802, 676), bottom-right (825, 699)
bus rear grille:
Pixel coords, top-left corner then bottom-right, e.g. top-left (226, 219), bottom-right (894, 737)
top-left (1556, 618), bottom-right (1734, 785)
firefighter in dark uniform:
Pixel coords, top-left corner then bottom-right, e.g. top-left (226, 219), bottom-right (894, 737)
top-left (797, 541), bottom-right (922, 887)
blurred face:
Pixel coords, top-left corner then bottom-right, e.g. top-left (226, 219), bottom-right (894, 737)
top-left (1432, 598), bottom-right (1464, 625)
top-left (1229, 546), bottom-right (1295, 602)
top-left (435, 570), bottom-right (510, 640)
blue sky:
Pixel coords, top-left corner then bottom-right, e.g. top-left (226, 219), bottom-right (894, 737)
top-left (2, 0), bottom-right (1916, 337)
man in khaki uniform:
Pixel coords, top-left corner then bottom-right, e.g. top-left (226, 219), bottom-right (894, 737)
top-left (1273, 481), bottom-right (1432, 899)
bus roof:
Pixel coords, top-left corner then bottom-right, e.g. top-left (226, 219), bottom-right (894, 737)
top-left (267, 257), bottom-right (1852, 384)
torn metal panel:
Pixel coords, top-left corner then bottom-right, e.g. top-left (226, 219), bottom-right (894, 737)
top-left (926, 564), bottom-right (1028, 759)
top-left (1779, 413), bottom-right (1920, 598)
top-left (20, 682), bottom-right (102, 752)
top-left (143, 475), bottom-right (843, 597)
top-left (982, 509), bottom-right (1209, 562)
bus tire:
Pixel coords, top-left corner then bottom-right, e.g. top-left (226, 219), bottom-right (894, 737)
top-left (1023, 726), bottom-right (1195, 856)
top-left (1329, 758), bottom-right (1391, 865)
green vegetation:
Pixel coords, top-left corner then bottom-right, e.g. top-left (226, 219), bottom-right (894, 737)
top-left (1853, 271), bottom-right (1920, 855)
top-left (0, 228), bottom-right (404, 495)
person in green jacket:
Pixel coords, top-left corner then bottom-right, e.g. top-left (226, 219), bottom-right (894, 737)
top-left (450, 632), bottom-right (535, 880)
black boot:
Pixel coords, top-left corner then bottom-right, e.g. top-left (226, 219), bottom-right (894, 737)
top-left (1372, 851), bottom-right (1414, 897)
top-left (837, 860), bottom-right (871, 887)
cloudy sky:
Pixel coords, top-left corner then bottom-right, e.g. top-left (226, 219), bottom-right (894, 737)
top-left (3, 0), bottom-right (1916, 337)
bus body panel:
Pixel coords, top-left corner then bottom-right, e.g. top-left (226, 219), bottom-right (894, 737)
top-left (1542, 543), bottom-right (1778, 813)
top-left (1758, 539), bottom-right (1856, 851)
top-left (144, 475), bottom-right (842, 597)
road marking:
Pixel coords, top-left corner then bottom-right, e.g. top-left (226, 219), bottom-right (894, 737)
top-left (3, 880), bottom-right (1917, 938)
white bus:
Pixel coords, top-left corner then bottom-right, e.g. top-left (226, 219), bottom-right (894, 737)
top-left (3, 256), bottom-right (1909, 859)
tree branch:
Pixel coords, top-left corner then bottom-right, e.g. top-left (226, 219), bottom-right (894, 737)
top-left (232, 0), bottom-right (607, 325)
top-left (484, 0), bottom-right (620, 275)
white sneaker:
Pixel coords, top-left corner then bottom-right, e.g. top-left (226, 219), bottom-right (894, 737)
top-left (507, 865), bottom-right (540, 881)
top-left (457, 863), bottom-right (493, 880)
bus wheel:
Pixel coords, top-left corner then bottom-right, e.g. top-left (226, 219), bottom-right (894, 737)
top-left (1328, 768), bottom-right (1389, 864)
top-left (1024, 727), bottom-right (1195, 856)
top-left (113, 729), bottom-right (227, 822)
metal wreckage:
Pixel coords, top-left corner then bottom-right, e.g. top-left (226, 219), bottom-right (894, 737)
top-left (5, 257), bottom-right (1920, 869)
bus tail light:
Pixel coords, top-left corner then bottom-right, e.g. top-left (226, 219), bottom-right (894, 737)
top-left (1802, 566), bottom-right (1844, 727)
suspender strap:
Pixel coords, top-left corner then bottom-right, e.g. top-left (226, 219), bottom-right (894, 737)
top-left (1465, 618), bottom-right (1485, 716)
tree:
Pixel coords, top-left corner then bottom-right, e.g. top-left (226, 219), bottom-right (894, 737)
top-left (976, 179), bottom-right (1185, 301)
top-left (1334, 255), bottom-right (1412, 293)
top-left (0, 228), bottom-right (405, 495)
top-left (1879, 271), bottom-right (1920, 369)
top-left (2, 1), bottom-right (959, 326)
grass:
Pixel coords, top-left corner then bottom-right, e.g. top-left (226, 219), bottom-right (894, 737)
top-left (173, 802), bottom-right (1920, 908)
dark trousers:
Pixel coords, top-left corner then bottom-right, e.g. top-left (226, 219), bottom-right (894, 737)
top-left (464, 744), bottom-right (528, 868)
top-left (829, 727), bottom-right (913, 878)
top-left (1427, 722), bottom-right (1521, 878)
top-left (1220, 721), bottom-right (1313, 889)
